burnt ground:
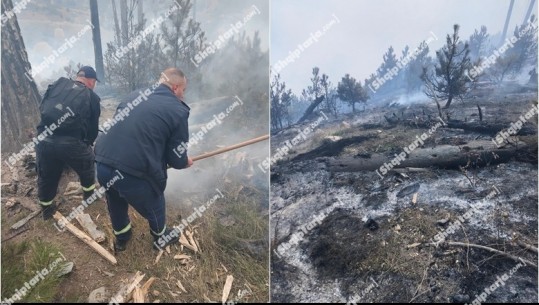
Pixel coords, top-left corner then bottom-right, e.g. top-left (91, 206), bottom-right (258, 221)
top-left (270, 88), bottom-right (538, 303)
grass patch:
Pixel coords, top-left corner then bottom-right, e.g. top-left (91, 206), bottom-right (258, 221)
top-left (108, 188), bottom-right (269, 302)
top-left (1, 239), bottom-right (69, 302)
top-left (186, 197), bottom-right (268, 302)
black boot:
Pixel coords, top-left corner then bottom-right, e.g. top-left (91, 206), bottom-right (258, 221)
top-left (114, 229), bottom-right (133, 252)
top-left (151, 227), bottom-right (181, 251)
top-left (41, 203), bottom-right (57, 220)
top-left (83, 189), bottom-right (95, 201)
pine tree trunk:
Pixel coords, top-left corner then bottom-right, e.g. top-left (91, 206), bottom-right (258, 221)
top-left (89, 0), bottom-right (105, 83)
top-left (119, 0), bottom-right (128, 45)
top-left (444, 96), bottom-right (453, 109)
top-left (138, 0), bottom-right (143, 25)
top-left (1, 0), bottom-right (41, 153)
top-left (111, 0), bottom-right (121, 44)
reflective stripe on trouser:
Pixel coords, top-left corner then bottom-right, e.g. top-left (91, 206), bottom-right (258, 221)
top-left (114, 223), bottom-right (132, 235)
top-left (82, 184), bottom-right (96, 192)
top-left (151, 226), bottom-right (167, 236)
top-left (40, 200), bottom-right (53, 206)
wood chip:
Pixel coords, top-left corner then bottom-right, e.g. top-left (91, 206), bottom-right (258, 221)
top-left (193, 237), bottom-right (201, 253)
top-left (220, 263), bottom-right (228, 273)
top-left (166, 246), bottom-right (171, 254)
top-left (154, 250), bottom-right (164, 264)
top-left (406, 242), bottom-right (422, 249)
top-left (133, 286), bottom-right (145, 303)
top-left (110, 271), bottom-right (145, 303)
top-left (174, 254), bottom-right (191, 261)
top-left (75, 213), bottom-right (106, 243)
top-left (141, 277), bottom-right (156, 298)
top-left (176, 280), bottom-right (187, 293)
top-left (185, 231), bottom-right (199, 252)
top-left (221, 275), bottom-right (234, 303)
top-left (179, 234), bottom-right (198, 253)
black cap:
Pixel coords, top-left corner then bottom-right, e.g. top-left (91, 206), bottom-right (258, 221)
top-left (77, 66), bottom-right (100, 82)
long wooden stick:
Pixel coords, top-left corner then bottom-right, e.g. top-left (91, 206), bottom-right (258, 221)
top-left (53, 212), bottom-right (117, 265)
top-left (192, 134), bottom-right (269, 162)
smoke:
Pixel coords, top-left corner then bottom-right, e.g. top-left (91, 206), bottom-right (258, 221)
top-left (390, 91), bottom-right (430, 106)
top-left (163, 0), bottom-right (269, 209)
top-left (164, 95), bottom-right (269, 209)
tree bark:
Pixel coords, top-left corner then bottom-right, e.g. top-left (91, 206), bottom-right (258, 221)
top-left (137, 0), bottom-right (143, 25)
top-left (89, 0), bottom-right (105, 83)
top-left (1, 0), bottom-right (41, 153)
top-left (119, 0), bottom-right (129, 45)
top-left (111, 0), bottom-right (121, 44)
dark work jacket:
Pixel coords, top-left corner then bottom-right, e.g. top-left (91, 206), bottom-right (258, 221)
top-left (94, 84), bottom-right (190, 194)
top-left (37, 79), bottom-right (101, 144)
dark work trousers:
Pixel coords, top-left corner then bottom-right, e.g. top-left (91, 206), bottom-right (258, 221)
top-left (36, 136), bottom-right (96, 204)
top-left (96, 162), bottom-right (167, 241)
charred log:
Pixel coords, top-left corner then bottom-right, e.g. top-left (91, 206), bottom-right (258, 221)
top-left (328, 140), bottom-right (534, 173)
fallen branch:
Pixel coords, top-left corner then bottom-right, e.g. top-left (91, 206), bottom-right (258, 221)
top-left (425, 241), bottom-right (537, 268)
top-left (11, 210), bottom-right (41, 230)
top-left (516, 240), bottom-right (538, 254)
top-left (393, 167), bottom-right (430, 173)
top-left (53, 212), bottom-right (117, 265)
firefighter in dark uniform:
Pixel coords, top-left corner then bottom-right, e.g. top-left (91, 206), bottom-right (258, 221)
top-left (36, 66), bottom-right (101, 220)
top-left (95, 67), bottom-right (193, 252)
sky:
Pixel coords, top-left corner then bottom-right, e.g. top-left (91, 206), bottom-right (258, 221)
top-left (271, 0), bottom-right (537, 94)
